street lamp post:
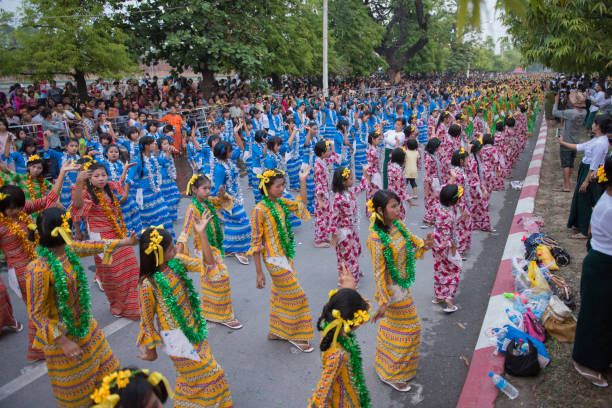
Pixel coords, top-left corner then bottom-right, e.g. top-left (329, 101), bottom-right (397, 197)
top-left (323, 0), bottom-right (328, 98)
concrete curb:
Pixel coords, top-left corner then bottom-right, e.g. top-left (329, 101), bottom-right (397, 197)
top-left (456, 119), bottom-right (548, 407)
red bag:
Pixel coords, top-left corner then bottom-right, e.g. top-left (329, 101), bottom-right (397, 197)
top-left (523, 309), bottom-right (546, 342)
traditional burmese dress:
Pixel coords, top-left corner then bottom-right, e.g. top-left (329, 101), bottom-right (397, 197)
top-left (212, 159), bottom-right (251, 254)
top-left (26, 240), bottom-right (121, 407)
top-left (101, 158), bottom-right (142, 233)
top-left (71, 183), bottom-right (140, 319)
top-left (479, 144), bottom-right (506, 192)
top-left (494, 131), bottom-right (511, 178)
top-left (308, 344), bottom-right (362, 408)
top-left (432, 203), bottom-right (462, 299)
top-left (247, 196), bottom-right (314, 341)
top-left (156, 152), bottom-right (181, 222)
top-left (137, 254), bottom-right (233, 408)
top-left (0, 275), bottom-right (17, 330)
top-left (354, 120), bottom-right (369, 182)
top-left (178, 198), bottom-right (236, 323)
top-left (423, 151), bottom-right (442, 224)
top-left (42, 150), bottom-right (79, 208)
top-left (367, 223), bottom-right (425, 383)
top-left (386, 162), bottom-right (411, 220)
top-left (439, 134), bottom-right (461, 184)
top-left (313, 153), bottom-right (340, 245)
top-left (451, 166), bottom-right (473, 254)
top-left (365, 144), bottom-right (382, 206)
top-left (262, 151), bottom-right (301, 228)
top-left (467, 155), bottom-right (491, 231)
top-left (1, 190), bottom-right (58, 360)
top-left (329, 178), bottom-right (368, 284)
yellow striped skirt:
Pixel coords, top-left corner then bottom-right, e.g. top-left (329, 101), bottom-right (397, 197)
top-left (201, 269), bottom-right (235, 323)
top-left (264, 260), bottom-right (314, 341)
top-left (172, 339), bottom-right (233, 408)
top-left (44, 319), bottom-right (119, 408)
top-left (375, 297), bottom-right (421, 382)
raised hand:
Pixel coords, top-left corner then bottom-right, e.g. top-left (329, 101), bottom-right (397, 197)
top-left (338, 261), bottom-right (356, 290)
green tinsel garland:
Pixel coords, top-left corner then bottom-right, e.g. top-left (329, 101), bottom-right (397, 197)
top-left (37, 246), bottom-right (92, 338)
top-left (191, 197), bottom-right (224, 256)
top-left (262, 196), bottom-right (295, 259)
top-left (372, 220), bottom-right (416, 289)
top-left (321, 321), bottom-right (371, 408)
top-left (153, 258), bottom-right (208, 344)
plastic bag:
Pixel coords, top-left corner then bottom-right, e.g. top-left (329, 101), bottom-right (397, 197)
top-left (527, 261), bottom-right (551, 294)
top-left (536, 245), bottom-right (559, 271)
top-left (520, 215), bottom-right (544, 234)
top-left (511, 257), bottom-right (530, 293)
top-left (504, 339), bottom-right (541, 377)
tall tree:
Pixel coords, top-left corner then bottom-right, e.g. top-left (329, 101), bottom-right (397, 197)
top-left (0, 0), bottom-right (136, 100)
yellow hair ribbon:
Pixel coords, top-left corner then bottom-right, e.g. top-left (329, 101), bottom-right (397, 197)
top-left (597, 165), bottom-right (608, 183)
top-left (328, 289), bottom-right (338, 299)
top-left (321, 308), bottom-right (370, 350)
top-left (478, 137), bottom-right (484, 145)
top-left (144, 229), bottom-right (164, 266)
top-left (455, 186), bottom-right (464, 199)
top-left (147, 371), bottom-right (175, 399)
top-left (459, 148), bottom-right (466, 155)
top-left (325, 140), bottom-right (331, 150)
top-left (51, 211), bottom-right (73, 245)
top-left (185, 174), bottom-right (199, 195)
top-left (342, 167), bottom-right (351, 179)
top-left (0, 193), bottom-right (8, 201)
top-left (256, 169), bottom-right (278, 197)
top-left (28, 154), bottom-right (41, 163)
top-left (83, 160), bottom-right (96, 170)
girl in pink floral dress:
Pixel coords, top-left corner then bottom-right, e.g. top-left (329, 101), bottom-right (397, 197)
top-left (504, 115), bottom-right (518, 166)
top-left (330, 166), bottom-right (371, 284)
top-left (387, 148), bottom-right (415, 221)
top-left (440, 124), bottom-right (463, 184)
top-left (449, 149), bottom-right (473, 255)
top-left (466, 140), bottom-right (494, 232)
top-left (432, 184), bottom-right (463, 313)
top-left (493, 120), bottom-right (511, 178)
top-left (313, 140), bottom-right (341, 248)
top-left (422, 138), bottom-right (443, 227)
top-left (480, 134), bottom-right (506, 192)
top-left (365, 130), bottom-right (383, 208)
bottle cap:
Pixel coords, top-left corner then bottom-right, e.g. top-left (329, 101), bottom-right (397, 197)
top-left (488, 372), bottom-right (493, 377)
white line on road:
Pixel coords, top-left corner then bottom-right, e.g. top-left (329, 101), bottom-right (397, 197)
top-left (0, 318), bottom-right (133, 402)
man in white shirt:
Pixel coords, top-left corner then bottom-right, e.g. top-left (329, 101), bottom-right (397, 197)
top-left (382, 117), bottom-right (406, 188)
top-left (587, 83), bottom-right (605, 129)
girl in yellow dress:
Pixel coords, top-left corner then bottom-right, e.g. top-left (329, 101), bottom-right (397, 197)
top-left (366, 190), bottom-right (434, 392)
top-left (308, 265), bottom-right (372, 408)
top-left (177, 174), bottom-right (242, 329)
top-left (248, 166), bottom-right (315, 352)
top-left (26, 207), bottom-right (138, 407)
top-left (137, 217), bottom-right (233, 408)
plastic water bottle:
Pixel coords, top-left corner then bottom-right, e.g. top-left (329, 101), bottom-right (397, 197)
top-left (493, 328), bottom-right (508, 341)
top-left (505, 308), bottom-right (523, 330)
top-left (489, 372), bottom-right (519, 400)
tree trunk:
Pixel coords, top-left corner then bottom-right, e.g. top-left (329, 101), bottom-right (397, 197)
top-left (198, 62), bottom-right (216, 99)
top-left (271, 73), bottom-right (281, 90)
top-left (74, 70), bottom-right (88, 102)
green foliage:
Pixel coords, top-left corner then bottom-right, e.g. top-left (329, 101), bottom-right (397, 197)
top-left (501, 0), bottom-right (612, 74)
top-left (0, 1), bottom-right (136, 97)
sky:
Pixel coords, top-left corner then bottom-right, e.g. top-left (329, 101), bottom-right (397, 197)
top-left (1, 0), bottom-right (508, 52)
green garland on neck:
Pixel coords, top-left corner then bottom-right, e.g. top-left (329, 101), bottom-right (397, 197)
top-left (321, 321), bottom-right (371, 408)
top-left (37, 246), bottom-right (92, 338)
top-left (191, 197), bottom-right (224, 256)
top-left (372, 220), bottom-right (416, 289)
top-left (153, 258), bottom-right (208, 344)
top-left (262, 196), bottom-right (295, 259)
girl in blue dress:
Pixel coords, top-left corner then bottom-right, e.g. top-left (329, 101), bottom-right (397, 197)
top-left (323, 101), bottom-right (339, 141)
top-left (42, 135), bottom-right (80, 208)
top-left (352, 109), bottom-right (370, 182)
top-left (212, 140), bottom-right (251, 265)
top-left (299, 121), bottom-right (320, 213)
top-left (156, 137), bottom-right (181, 222)
top-left (101, 144), bottom-right (142, 233)
top-left (334, 119), bottom-right (353, 169)
top-left (126, 136), bottom-right (172, 233)
top-left (117, 126), bottom-right (141, 160)
top-left (249, 130), bottom-right (267, 203)
top-left (5, 137), bottom-right (37, 174)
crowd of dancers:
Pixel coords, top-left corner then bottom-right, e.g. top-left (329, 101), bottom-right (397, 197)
top-left (0, 75), bottom-right (543, 407)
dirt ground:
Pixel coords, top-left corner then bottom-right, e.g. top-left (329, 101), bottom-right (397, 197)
top-left (497, 121), bottom-right (612, 407)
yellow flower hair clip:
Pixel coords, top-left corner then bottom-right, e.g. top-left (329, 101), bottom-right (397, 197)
top-left (342, 167), bottom-right (351, 179)
top-left (325, 140), bottom-right (331, 150)
top-left (144, 229), bottom-right (165, 266)
top-left (83, 160), bottom-right (96, 170)
top-left (366, 199), bottom-right (383, 225)
top-left (0, 192), bottom-right (8, 201)
top-left (51, 211), bottom-right (73, 245)
top-left (257, 169), bottom-right (280, 197)
top-left (455, 186), bottom-right (464, 200)
top-left (328, 289), bottom-right (338, 299)
top-left (185, 174), bottom-right (199, 195)
top-left (478, 137), bottom-right (484, 145)
top-left (321, 308), bottom-right (371, 349)
top-left (459, 148), bottom-right (466, 155)
top-left (90, 369), bottom-right (173, 407)
top-left (28, 154), bottom-right (41, 163)
top-left (375, 129), bottom-right (381, 136)
top-left (597, 165), bottom-right (608, 183)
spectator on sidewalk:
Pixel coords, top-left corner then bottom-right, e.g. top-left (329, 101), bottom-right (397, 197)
top-left (572, 155), bottom-right (612, 388)
top-left (557, 112), bottom-right (611, 239)
top-left (552, 91), bottom-right (587, 192)
top-left (40, 108), bottom-right (66, 149)
top-left (586, 83), bottom-right (605, 129)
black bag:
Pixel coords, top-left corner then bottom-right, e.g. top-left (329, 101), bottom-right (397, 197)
top-left (549, 274), bottom-right (576, 310)
top-left (524, 233), bottom-right (571, 266)
top-left (504, 339), bottom-right (541, 377)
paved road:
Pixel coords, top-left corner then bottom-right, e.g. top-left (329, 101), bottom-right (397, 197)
top-left (0, 120), bottom-right (539, 407)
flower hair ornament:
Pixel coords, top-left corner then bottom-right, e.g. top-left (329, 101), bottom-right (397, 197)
top-left (144, 227), bottom-right (165, 266)
top-left (325, 140), bottom-right (331, 150)
top-left (375, 129), bottom-right (381, 135)
top-left (27, 154), bottom-right (41, 163)
top-left (51, 211), bottom-right (73, 245)
top-left (459, 147), bottom-right (466, 155)
top-left (366, 199), bottom-right (383, 225)
top-left (597, 165), bottom-right (608, 183)
top-left (454, 186), bottom-right (464, 200)
top-left (342, 167), bottom-right (351, 180)
top-left (90, 368), bottom-right (173, 407)
top-left (257, 169), bottom-right (282, 197)
top-left (83, 159), bottom-right (96, 171)
top-left (185, 174), bottom-right (199, 195)
top-left (321, 294), bottom-right (370, 349)
top-left (0, 192), bottom-right (8, 201)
